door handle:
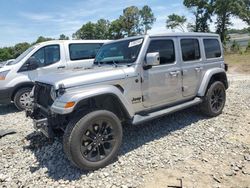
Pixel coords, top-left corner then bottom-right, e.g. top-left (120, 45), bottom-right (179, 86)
top-left (57, 66), bottom-right (66, 69)
top-left (169, 71), bottom-right (180, 77)
top-left (195, 67), bottom-right (203, 72)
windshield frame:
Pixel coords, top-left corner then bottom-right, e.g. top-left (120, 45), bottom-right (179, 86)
top-left (94, 37), bottom-right (144, 66)
top-left (7, 46), bottom-right (36, 65)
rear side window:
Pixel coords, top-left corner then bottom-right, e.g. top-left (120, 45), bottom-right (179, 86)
top-left (181, 39), bottom-right (200, 61)
top-left (203, 39), bottom-right (221, 59)
top-left (69, 43), bottom-right (103, 61)
top-left (147, 39), bottom-right (175, 64)
top-left (31, 45), bottom-right (60, 66)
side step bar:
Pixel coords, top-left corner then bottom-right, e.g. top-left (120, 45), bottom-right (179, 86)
top-left (132, 97), bottom-right (202, 125)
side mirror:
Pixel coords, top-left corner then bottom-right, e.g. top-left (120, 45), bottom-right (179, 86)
top-left (26, 57), bottom-right (39, 70)
top-left (144, 52), bottom-right (160, 70)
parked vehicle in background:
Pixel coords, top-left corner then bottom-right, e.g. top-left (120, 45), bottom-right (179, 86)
top-left (0, 40), bottom-right (109, 110)
top-left (27, 33), bottom-right (228, 170)
top-left (0, 59), bottom-right (15, 67)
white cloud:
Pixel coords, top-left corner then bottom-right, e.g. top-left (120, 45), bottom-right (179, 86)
top-left (230, 17), bottom-right (248, 29)
top-left (20, 12), bottom-right (54, 21)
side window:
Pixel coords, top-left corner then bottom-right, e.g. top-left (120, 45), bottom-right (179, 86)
top-left (69, 43), bottom-right (103, 61)
top-left (203, 39), bottom-right (221, 59)
top-left (147, 39), bottom-right (175, 65)
top-left (30, 45), bottom-right (60, 67)
top-left (32, 48), bottom-right (45, 66)
top-left (44, 45), bottom-right (60, 65)
top-left (181, 39), bottom-right (200, 61)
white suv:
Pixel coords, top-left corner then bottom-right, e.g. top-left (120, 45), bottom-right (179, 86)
top-left (0, 40), bottom-right (109, 110)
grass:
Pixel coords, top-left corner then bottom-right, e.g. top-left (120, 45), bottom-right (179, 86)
top-left (224, 52), bottom-right (250, 73)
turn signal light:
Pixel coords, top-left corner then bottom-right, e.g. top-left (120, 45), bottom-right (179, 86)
top-left (64, 102), bottom-right (75, 108)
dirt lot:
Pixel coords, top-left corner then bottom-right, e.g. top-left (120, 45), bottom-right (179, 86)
top-left (0, 74), bottom-right (250, 188)
top-left (225, 53), bottom-right (250, 73)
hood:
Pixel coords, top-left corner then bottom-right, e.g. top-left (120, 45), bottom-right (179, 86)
top-left (0, 65), bottom-right (13, 72)
top-left (0, 61), bottom-right (17, 70)
top-left (36, 66), bottom-right (126, 89)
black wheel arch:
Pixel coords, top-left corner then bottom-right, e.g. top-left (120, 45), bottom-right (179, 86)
top-left (73, 94), bottom-right (131, 122)
top-left (207, 72), bottom-right (228, 91)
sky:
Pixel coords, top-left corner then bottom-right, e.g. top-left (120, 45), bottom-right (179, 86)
top-left (0, 0), bottom-right (248, 47)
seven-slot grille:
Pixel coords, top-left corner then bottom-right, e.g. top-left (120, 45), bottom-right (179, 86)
top-left (34, 82), bottom-right (54, 108)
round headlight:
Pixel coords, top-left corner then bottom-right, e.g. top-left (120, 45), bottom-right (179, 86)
top-left (50, 87), bottom-right (57, 101)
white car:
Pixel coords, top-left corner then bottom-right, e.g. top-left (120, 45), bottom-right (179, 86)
top-left (0, 59), bottom-right (15, 67)
top-left (0, 40), bottom-right (109, 110)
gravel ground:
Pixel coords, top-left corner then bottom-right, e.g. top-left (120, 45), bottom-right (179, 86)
top-left (0, 74), bottom-right (250, 188)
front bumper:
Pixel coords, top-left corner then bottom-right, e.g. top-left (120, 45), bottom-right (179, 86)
top-left (0, 87), bottom-right (13, 104)
top-left (26, 105), bottom-right (55, 138)
top-left (33, 118), bottom-right (52, 138)
top-left (26, 103), bottom-right (69, 138)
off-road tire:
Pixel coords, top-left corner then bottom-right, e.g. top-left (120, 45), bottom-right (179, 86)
top-left (13, 87), bottom-right (32, 111)
top-left (63, 110), bottom-right (123, 170)
top-left (201, 81), bottom-right (226, 117)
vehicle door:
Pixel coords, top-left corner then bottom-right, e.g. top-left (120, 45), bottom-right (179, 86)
top-left (66, 43), bottom-right (103, 69)
top-left (179, 38), bottom-right (203, 97)
top-left (142, 37), bottom-right (183, 108)
top-left (19, 44), bottom-right (65, 81)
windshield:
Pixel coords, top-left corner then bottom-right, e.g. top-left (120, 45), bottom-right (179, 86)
top-left (94, 37), bottom-right (144, 65)
top-left (7, 46), bottom-right (35, 65)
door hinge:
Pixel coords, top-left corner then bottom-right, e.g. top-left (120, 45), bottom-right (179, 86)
top-left (182, 86), bottom-right (184, 92)
top-left (142, 95), bottom-right (144, 102)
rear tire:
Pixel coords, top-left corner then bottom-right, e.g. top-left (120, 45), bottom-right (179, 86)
top-left (63, 110), bottom-right (123, 170)
top-left (13, 87), bottom-right (32, 111)
top-left (201, 81), bottom-right (226, 117)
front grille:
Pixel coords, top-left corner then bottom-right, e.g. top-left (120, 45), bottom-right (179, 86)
top-left (34, 82), bottom-right (54, 108)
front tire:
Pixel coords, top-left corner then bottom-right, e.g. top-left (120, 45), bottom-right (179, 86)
top-left (201, 81), bottom-right (226, 117)
top-left (13, 87), bottom-right (32, 111)
top-left (63, 110), bottom-right (123, 170)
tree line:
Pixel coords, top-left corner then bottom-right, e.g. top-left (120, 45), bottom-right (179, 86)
top-left (166, 0), bottom-right (249, 44)
top-left (1, 1), bottom-right (249, 61)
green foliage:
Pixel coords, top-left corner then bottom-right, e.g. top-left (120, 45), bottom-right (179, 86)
top-left (183, 0), bottom-right (250, 43)
top-left (140, 5), bottom-right (156, 34)
top-left (73, 22), bottom-right (98, 39)
top-left (59, 34), bottom-right (69, 40)
top-left (34, 36), bottom-right (54, 44)
top-left (72, 5), bottom-right (156, 39)
top-left (230, 40), bottom-right (240, 53)
top-left (13, 42), bottom-right (30, 58)
top-left (166, 14), bottom-right (187, 32)
top-left (183, 0), bottom-right (213, 32)
top-left (72, 20), bottom-right (111, 39)
top-left (215, 0), bottom-right (250, 43)
top-left (120, 6), bottom-right (141, 36)
top-left (109, 18), bottom-right (124, 39)
top-left (0, 43), bottom-right (30, 61)
top-left (0, 47), bottom-right (14, 61)
top-left (95, 19), bottom-right (111, 39)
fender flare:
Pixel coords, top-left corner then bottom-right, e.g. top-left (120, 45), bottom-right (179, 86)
top-left (51, 85), bottom-right (135, 117)
top-left (197, 68), bottom-right (228, 96)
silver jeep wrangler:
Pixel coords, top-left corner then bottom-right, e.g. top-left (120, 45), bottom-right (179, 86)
top-left (27, 33), bottom-right (228, 170)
